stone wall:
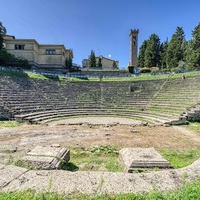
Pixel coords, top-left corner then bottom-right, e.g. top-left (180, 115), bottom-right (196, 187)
top-left (69, 70), bottom-right (131, 78)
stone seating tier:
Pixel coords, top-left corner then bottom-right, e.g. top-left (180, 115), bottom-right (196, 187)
top-left (0, 74), bottom-right (200, 124)
top-left (15, 107), bottom-right (185, 125)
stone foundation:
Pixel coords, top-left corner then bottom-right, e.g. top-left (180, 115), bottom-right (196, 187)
top-left (21, 146), bottom-right (70, 170)
top-left (119, 148), bottom-right (173, 173)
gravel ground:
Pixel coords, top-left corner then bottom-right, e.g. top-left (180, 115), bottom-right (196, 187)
top-left (48, 117), bottom-right (143, 125)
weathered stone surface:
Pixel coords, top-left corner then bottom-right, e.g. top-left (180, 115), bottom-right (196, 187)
top-left (119, 148), bottom-right (173, 172)
top-left (0, 146), bottom-right (17, 153)
top-left (21, 146), bottom-right (70, 170)
top-left (0, 159), bottom-right (200, 195)
top-left (0, 164), bottom-right (28, 189)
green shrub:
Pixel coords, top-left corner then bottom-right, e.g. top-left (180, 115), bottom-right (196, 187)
top-left (128, 65), bottom-right (134, 74)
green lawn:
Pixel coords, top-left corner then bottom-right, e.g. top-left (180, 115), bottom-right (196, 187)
top-left (187, 122), bottom-right (200, 135)
top-left (158, 148), bottom-right (200, 168)
top-left (62, 145), bottom-right (123, 172)
top-left (0, 120), bottom-right (22, 128)
top-left (2, 68), bottom-right (200, 82)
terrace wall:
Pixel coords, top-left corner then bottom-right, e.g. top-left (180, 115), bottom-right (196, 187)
top-left (69, 70), bottom-right (132, 77)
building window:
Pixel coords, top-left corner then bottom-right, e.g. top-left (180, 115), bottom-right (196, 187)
top-left (46, 49), bottom-right (56, 55)
top-left (15, 44), bottom-right (25, 50)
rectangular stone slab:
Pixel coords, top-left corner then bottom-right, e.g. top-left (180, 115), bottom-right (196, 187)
top-left (119, 148), bottom-right (173, 173)
top-left (21, 146), bottom-right (70, 170)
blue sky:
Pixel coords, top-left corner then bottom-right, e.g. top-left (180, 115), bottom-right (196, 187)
top-left (1, 0), bottom-right (200, 68)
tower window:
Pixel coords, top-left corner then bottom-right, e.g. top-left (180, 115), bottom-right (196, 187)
top-left (15, 44), bottom-right (25, 50)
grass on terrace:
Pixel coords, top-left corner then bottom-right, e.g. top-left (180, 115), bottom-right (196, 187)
top-left (1, 69), bottom-right (200, 82)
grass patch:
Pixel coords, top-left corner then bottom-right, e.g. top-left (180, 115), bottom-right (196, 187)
top-left (187, 122), bottom-right (200, 135)
top-left (64, 145), bottom-right (122, 172)
top-left (2, 68), bottom-right (200, 83)
top-left (0, 121), bottom-right (22, 128)
top-left (158, 148), bottom-right (200, 168)
top-left (0, 179), bottom-right (200, 199)
top-left (66, 146), bottom-right (200, 172)
top-left (0, 70), bottom-right (28, 77)
top-left (27, 72), bottom-right (51, 80)
top-left (6, 156), bottom-right (37, 170)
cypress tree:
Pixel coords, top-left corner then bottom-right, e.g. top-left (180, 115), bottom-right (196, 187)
top-left (144, 34), bottom-right (161, 68)
top-left (166, 27), bottom-right (186, 69)
top-left (160, 39), bottom-right (168, 70)
top-left (89, 50), bottom-right (96, 68)
top-left (97, 57), bottom-right (102, 68)
top-left (138, 40), bottom-right (147, 68)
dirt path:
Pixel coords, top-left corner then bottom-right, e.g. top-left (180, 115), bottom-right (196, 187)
top-left (0, 117), bottom-right (200, 164)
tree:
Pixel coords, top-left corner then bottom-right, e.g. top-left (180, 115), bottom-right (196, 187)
top-left (166, 27), bottom-right (186, 69)
top-left (144, 34), bottom-right (161, 68)
top-left (0, 21), bottom-right (7, 50)
top-left (112, 61), bottom-right (118, 69)
top-left (97, 57), bottom-right (102, 68)
top-left (0, 22), bottom-right (7, 34)
top-left (128, 66), bottom-right (134, 74)
top-left (0, 35), bottom-right (3, 50)
top-left (65, 57), bottom-right (73, 70)
top-left (0, 50), bottom-right (30, 69)
top-left (185, 23), bottom-right (200, 69)
top-left (89, 50), bottom-right (96, 68)
top-left (159, 39), bottom-right (168, 70)
top-left (138, 40), bottom-right (147, 68)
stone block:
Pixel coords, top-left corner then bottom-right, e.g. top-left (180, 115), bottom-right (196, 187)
top-left (21, 146), bottom-right (70, 170)
top-left (119, 148), bottom-right (173, 173)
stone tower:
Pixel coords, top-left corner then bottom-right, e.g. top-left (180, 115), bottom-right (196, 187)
top-left (129, 29), bottom-right (139, 66)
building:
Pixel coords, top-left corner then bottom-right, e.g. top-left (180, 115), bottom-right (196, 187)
top-left (82, 55), bottom-right (119, 69)
top-left (2, 35), bottom-right (73, 71)
top-left (129, 29), bottom-right (139, 66)
top-left (82, 59), bottom-right (89, 68)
